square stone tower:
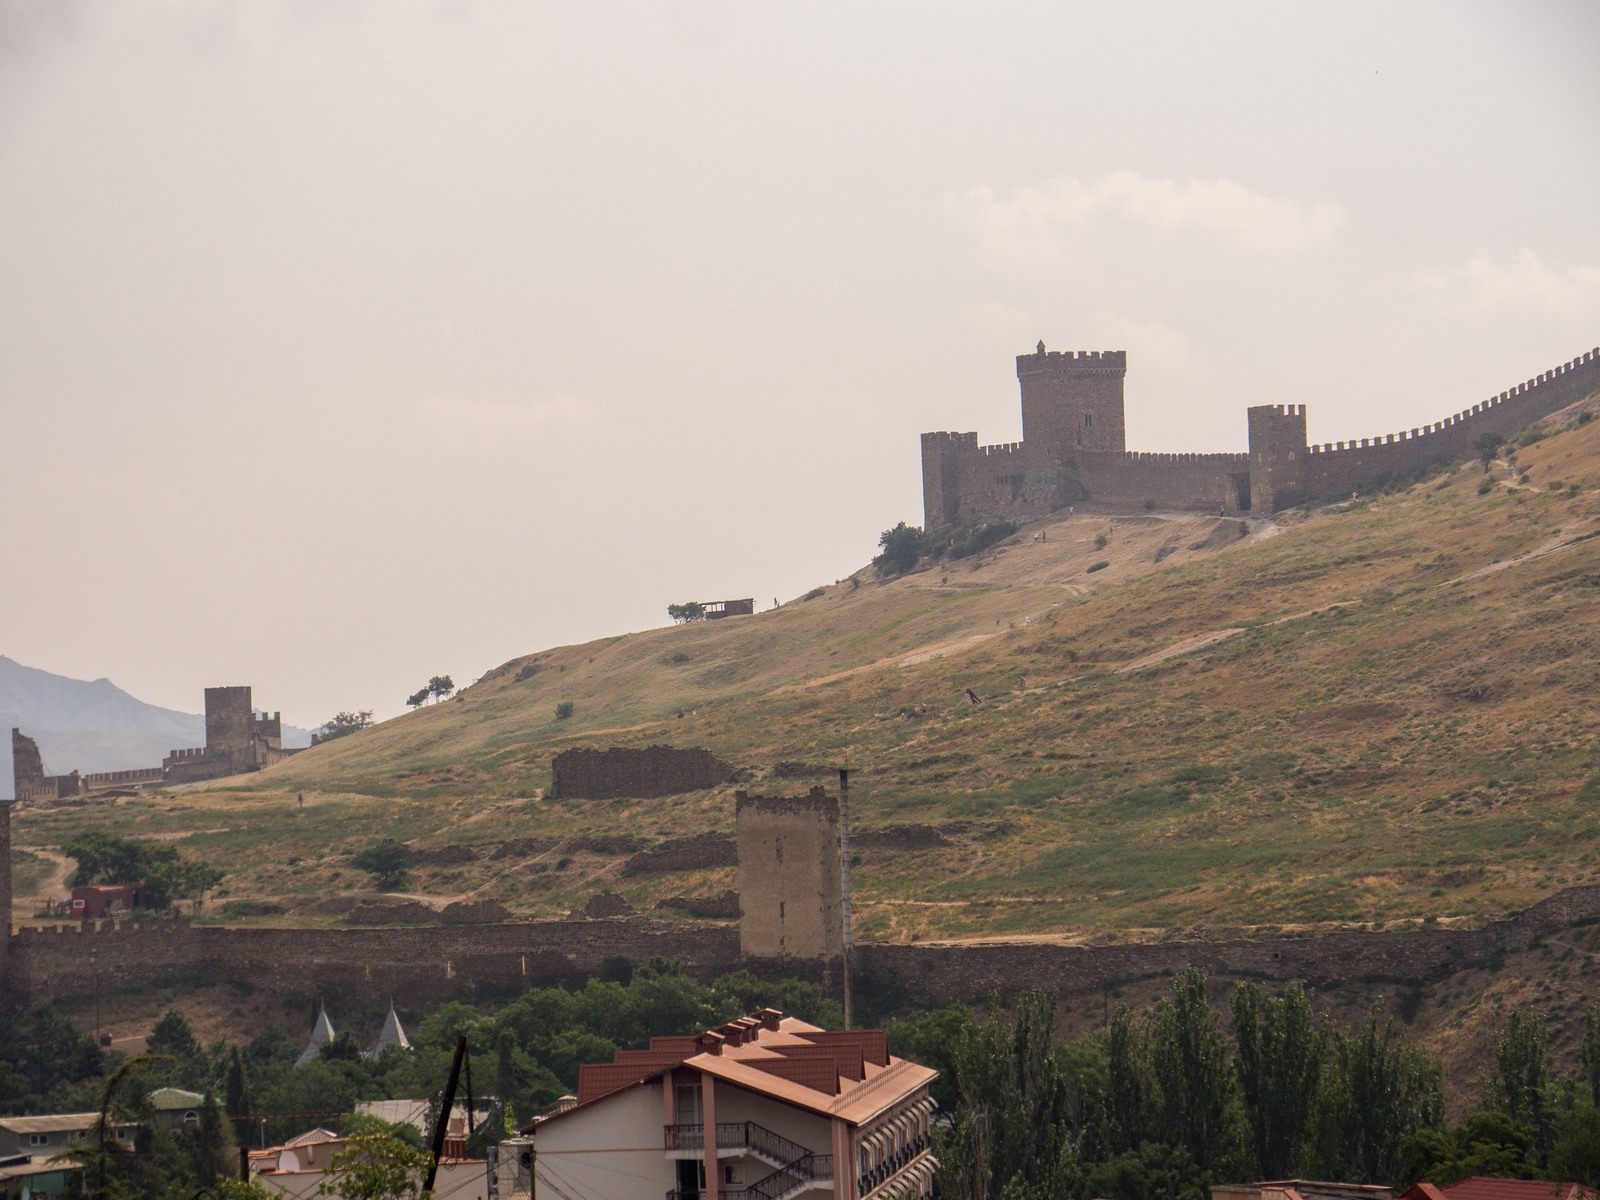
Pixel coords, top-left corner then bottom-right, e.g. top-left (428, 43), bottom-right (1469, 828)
top-left (1017, 344), bottom-right (1128, 459)
top-left (735, 787), bottom-right (844, 960)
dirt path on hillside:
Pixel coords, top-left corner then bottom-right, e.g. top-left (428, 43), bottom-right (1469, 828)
top-left (1118, 628), bottom-right (1245, 673)
top-left (1446, 525), bottom-right (1594, 584)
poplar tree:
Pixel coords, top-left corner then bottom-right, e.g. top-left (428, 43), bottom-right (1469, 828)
top-left (1487, 1009), bottom-right (1552, 1165)
top-left (1149, 968), bottom-right (1243, 1176)
top-left (1233, 982), bottom-right (1324, 1179)
top-left (938, 991), bottom-right (1080, 1200)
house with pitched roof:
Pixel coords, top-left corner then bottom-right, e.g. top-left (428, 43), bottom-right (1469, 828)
top-left (1401, 1180), bottom-right (1598, 1200)
top-left (248, 1127), bottom-right (489, 1200)
top-left (524, 1008), bottom-right (937, 1200)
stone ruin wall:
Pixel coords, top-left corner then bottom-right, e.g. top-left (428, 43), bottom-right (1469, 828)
top-left (548, 745), bottom-right (735, 800)
top-left (8, 883), bottom-right (1600, 1015)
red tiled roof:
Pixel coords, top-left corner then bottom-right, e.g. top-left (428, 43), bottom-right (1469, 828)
top-left (527, 1009), bottom-right (936, 1134)
top-left (1409, 1179), bottom-right (1598, 1200)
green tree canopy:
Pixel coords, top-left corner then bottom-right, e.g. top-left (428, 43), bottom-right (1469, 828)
top-left (352, 840), bottom-right (414, 890)
top-left (873, 521), bottom-right (925, 576)
top-left (319, 710), bottom-right (375, 741)
top-left (1476, 430), bottom-right (1506, 472)
top-left (62, 832), bottom-right (224, 911)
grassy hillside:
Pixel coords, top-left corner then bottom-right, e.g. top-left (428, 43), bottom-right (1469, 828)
top-left (13, 397), bottom-right (1600, 941)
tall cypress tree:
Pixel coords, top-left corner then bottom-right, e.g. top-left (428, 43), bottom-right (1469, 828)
top-left (225, 1047), bottom-right (251, 1149)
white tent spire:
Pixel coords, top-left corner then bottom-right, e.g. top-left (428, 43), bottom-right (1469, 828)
top-left (295, 1001), bottom-right (336, 1067)
top-left (366, 999), bottom-right (413, 1059)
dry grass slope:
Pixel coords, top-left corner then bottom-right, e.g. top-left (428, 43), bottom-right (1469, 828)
top-left (14, 397), bottom-right (1600, 943)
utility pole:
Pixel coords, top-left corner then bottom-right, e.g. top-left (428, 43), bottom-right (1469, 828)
top-left (426, 1034), bottom-right (468, 1192)
top-left (838, 767), bottom-right (854, 1031)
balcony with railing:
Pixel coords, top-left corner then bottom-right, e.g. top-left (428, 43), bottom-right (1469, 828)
top-left (857, 1130), bottom-right (933, 1198)
top-left (663, 1121), bottom-right (833, 1200)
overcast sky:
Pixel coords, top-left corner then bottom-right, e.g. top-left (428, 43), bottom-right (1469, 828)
top-left (2, 1), bottom-right (1597, 729)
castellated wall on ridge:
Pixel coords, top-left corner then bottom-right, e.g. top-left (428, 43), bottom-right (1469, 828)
top-left (1283, 350), bottom-right (1600, 505)
top-left (923, 344), bottom-right (1600, 526)
top-left (1076, 451), bottom-right (1252, 513)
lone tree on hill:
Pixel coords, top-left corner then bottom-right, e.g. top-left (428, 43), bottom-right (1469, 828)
top-left (667, 602), bottom-right (706, 624)
top-left (405, 688), bottom-right (429, 709)
top-left (1476, 430), bottom-right (1505, 472)
top-left (874, 521), bottom-right (925, 576)
top-left (427, 674), bottom-right (456, 702)
top-left (352, 840), bottom-right (413, 890)
top-left (318, 710), bottom-right (374, 741)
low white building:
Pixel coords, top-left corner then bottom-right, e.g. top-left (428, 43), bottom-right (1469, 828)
top-left (249, 1128), bottom-right (490, 1200)
top-left (526, 1008), bottom-right (937, 1200)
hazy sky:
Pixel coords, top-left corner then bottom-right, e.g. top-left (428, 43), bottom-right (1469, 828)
top-left (2, 1), bottom-right (1597, 730)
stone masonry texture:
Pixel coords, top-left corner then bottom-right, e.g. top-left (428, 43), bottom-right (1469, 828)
top-left (9, 885), bottom-right (1600, 1014)
top-left (548, 745), bottom-right (736, 800)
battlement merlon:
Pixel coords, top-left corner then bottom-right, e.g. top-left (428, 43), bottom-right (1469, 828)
top-left (1016, 347), bottom-right (1128, 379)
top-left (920, 430), bottom-right (979, 449)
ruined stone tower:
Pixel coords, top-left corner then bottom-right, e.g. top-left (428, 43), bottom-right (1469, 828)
top-left (1, 799), bottom-right (12, 990)
top-left (735, 787), bottom-right (844, 960)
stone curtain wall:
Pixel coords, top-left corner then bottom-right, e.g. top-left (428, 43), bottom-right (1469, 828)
top-left (549, 745), bottom-right (735, 800)
top-left (1290, 349), bottom-right (1600, 505)
top-left (4, 918), bottom-right (746, 1009)
top-left (8, 884), bottom-right (1600, 1011)
top-left (1076, 451), bottom-right (1253, 513)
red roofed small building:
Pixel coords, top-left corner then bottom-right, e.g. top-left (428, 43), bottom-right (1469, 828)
top-left (1401, 1181), bottom-right (1598, 1200)
top-left (525, 1008), bottom-right (937, 1199)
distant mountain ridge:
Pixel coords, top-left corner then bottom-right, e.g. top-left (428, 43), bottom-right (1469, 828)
top-left (0, 656), bottom-right (312, 798)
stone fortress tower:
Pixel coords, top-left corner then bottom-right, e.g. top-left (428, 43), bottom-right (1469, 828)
top-left (923, 341), bottom-right (1600, 529)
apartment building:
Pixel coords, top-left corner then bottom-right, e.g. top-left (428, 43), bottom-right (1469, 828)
top-left (526, 1009), bottom-right (936, 1200)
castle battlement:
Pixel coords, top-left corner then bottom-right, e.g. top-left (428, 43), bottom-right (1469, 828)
top-left (13, 917), bottom-right (193, 941)
top-left (1115, 451), bottom-right (1251, 465)
top-left (1017, 347), bottom-right (1127, 377)
top-left (921, 341), bottom-right (1600, 526)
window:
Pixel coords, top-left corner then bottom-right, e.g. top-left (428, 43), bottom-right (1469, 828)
top-left (1085, 413), bottom-right (1092, 427)
top-left (184, 1111), bottom-right (199, 1127)
top-left (29, 1133), bottom-right (49, 1147)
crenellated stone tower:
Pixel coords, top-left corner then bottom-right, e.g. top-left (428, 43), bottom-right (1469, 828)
top-left (1017, 343), bottom-right (1128, 457)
